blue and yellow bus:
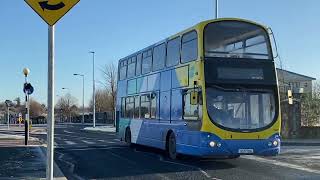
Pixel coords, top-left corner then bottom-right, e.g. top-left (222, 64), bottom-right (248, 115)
top-left (116, 18), bottom-right (280, 159)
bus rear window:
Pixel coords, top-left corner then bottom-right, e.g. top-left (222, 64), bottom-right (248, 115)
top-left (204, 21), bottom-right (271, 60)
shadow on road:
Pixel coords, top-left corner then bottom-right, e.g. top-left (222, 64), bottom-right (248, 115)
top-left (55, 144), bottom-right (237, 179)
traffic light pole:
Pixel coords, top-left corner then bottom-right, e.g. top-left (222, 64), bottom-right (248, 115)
top-left (24, 76), bottom-right (29, 145)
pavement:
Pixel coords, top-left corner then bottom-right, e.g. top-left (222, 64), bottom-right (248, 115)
top-left (282, 139), bottom-right (320, 146)
top-left (1, 123), bottom-right (320, 179)
top-left (0, 126), bottom-right (66, 180)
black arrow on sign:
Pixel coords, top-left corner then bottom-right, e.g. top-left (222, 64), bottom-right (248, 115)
top-left (39, 1), bottom-right (65, 11)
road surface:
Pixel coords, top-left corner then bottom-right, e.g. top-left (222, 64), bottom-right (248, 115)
top-left (32, 124), bottom-right (320, 180)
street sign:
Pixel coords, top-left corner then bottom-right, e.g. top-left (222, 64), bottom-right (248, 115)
top-left (24, 1), bottom-right (80, 179)
top-left (24, 0), bottom-right (80, 26)
top-left (23, 83), bottom-right (34, 95)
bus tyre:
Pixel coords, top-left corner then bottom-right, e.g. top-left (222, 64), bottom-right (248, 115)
top-left (167, 132), bottom-right (177, 160)
top-left (125, 128), bottom-right (132, 146)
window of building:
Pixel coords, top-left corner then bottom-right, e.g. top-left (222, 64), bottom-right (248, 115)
top-left (142, 49), bottom-right (152, 74)
top-left (153, 43), bottom-right (166, 71)
top-left (140, 94), bottom-right (150, 118)
top-left (125, 97), bottom-right (134, 118)
top-left (136, 53), bottom-right (142, 76)
top-left (166, 37), bottom-right (181, 67)
top-left (181, 31), bottom-right (198, 63)
top-left (134, 96), bottom-right (140, 118)
top-left (127, 56), bottom-right (136, 78)
top-left (183, 91), bottom-right (199, 120)
top-left (119, 60), bottom-right (127, 80)
top-left (150, 93), bottom-right (157, 119)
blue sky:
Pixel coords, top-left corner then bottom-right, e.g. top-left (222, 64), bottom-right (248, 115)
top-left (0, 0), bottom-right (319, 106)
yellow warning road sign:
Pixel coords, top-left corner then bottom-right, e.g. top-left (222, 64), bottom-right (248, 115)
top-left (25, 0), bottom-right (80, 26)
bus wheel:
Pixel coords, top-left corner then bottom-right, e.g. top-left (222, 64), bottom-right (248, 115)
top-left (167, 132), bottom-right (177, 160)
top-left (125, 128), bottom-right (132, 146)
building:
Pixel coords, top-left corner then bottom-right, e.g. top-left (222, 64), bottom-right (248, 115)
top-left (277, 68), bottom-right (316, 94)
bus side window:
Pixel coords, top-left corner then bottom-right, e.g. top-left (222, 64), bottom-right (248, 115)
top-left (150, 93), bottom-right (157, 119)
top-left (136, 53), bottom-right (142, 76)
top-left (142, 49), bottom-right (152, 74)
top-left (125, 97), bottom-right (134, 118)
top-left (181, 31), bottom-right (198, 63)
top-left (127, 56), bottom-right (136, 78)
top-left (119, 59), bottom-right (127, 80)
top-left (166, 37), bottom-right (181, 67)
top-left (134, 96), bottom-right (140, 118)
top-left (183, 91), bottom-right (199, 120)
top-left (153, 43), bottom-right (166, 71)
top-left (140, 94), bottom-right (151, 118)
top-left (121, 98), bottom-right (126, 117)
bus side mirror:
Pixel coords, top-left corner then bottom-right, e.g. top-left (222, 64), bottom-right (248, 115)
top-left (190, 91), bottom-right (198, 105)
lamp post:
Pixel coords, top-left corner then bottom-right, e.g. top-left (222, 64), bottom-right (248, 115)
top-left (215, 0), bottom-right (219, 19)
top-left (73, 73), bottom-right (85, 124)
top-left (5, 100), bottom-right (12, 130)
top-left (62, 88), bottom-right (71, 123)
top-left (23, 68), bottom-right (30, 145)
top-left (89, 51), bottom-right (96, 128)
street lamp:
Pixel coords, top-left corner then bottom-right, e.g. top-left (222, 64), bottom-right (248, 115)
top-left (89, 51), bottom-right (96, 128)
top-left (61, 88), bottom-right (71, 123)
top-left (215, 0), bottom-right (219, 19)
top-left (73, 73), bottom-right (85, 124)
top-left (5, 100), bottom-right (12, 130)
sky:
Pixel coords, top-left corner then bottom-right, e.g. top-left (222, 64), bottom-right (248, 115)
top-left (0, 0), bottom-right (319, 106)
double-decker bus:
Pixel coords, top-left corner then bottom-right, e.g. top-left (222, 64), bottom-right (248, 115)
top-left (116, 18), bottom-right (280, 159)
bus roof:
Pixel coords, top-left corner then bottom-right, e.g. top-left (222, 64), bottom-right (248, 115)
top-left (119, 18), bottom-right (269, 63)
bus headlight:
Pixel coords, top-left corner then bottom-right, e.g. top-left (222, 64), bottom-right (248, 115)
top-left (273, 140), bottom-right (278, 147)
top-left (209, 141), bottom-right (216, 147)
top-left (268, 142), bottom-right (272, 147)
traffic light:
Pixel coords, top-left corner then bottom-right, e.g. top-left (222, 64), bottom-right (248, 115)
top-left (288, 90), bottom-right (293, 105)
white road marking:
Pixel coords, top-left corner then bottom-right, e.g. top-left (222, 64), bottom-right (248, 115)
top-left (67, 146), bottom-right (127, 151)
top-left (63, 130), bottom-right (74, 134)
top-left (82, 140), bottom-right (95, 144)
top-left (65, 141), bottom-right (76, 145)
top-left (242, 155), bottom-right (320, 174)
top-left (158, 155), bottom-right (222, 180)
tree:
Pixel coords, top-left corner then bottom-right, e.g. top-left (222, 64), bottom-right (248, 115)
top-left (55, 93), bottom-right (78, 122)
top-left (100, 63), bottom-right (117, 120)
top-left (29, 98), bottom-right (46, 118)
top-left (301, 81), bottom-right (320, 126)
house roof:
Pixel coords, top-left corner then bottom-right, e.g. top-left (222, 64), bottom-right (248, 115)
top-left (276, 68), bottom-right (316, 81)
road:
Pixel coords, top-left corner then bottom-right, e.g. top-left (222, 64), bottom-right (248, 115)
top-left (32, 124), bottom-right (320, 180)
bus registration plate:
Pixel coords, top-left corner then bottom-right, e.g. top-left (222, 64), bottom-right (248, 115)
top-left (238, 149), bottom-right (254, 154)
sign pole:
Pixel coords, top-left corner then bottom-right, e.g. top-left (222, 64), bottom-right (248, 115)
top-left (7, 107), bottom-right (9, 130)
top-left (46, 25), bottom-right (55, 180)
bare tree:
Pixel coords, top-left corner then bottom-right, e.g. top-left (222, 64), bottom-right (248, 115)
top-left (89, 89), bottom-right (112, 112)
top-left (301, 81), bottom-right (320, 126)
top-left (55, 93), bottom-right (78, 122)
top-left (29, 98), bottom-right (46, 118)
top-left (100, 63), bottom-right (117, 120)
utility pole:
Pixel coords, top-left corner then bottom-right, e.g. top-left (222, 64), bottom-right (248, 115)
top-left (89, 51), bottom-right (96, 128)
top-left (73, 74), bottom-right (85, 124)
top-left (215, 0), bottom-right (219, 19)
